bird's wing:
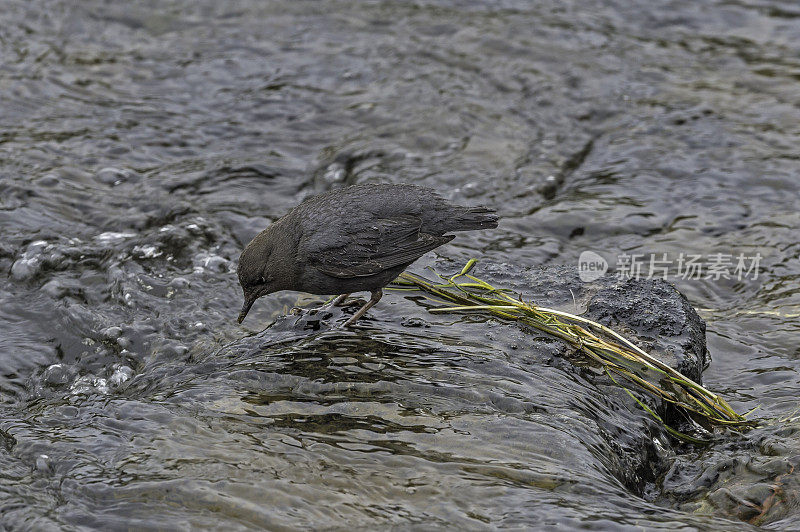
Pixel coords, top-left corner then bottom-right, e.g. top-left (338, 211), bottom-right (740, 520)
top-left (307, 215), bottom-right (453, 278)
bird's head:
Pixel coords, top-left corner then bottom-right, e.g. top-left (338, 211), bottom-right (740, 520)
top-left (236, 232), bottom-right (281, 324)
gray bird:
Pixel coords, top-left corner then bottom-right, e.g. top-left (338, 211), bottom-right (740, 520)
top-left (236, 183), bottom-right (498, 326)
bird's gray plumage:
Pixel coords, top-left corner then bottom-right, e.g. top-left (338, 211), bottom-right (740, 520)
top-left (237, 183), bottom-right (498, 325)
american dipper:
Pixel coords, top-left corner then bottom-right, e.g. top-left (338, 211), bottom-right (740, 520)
top-left (236, 183), bottom-right (498, 326)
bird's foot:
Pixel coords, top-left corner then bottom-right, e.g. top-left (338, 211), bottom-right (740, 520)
top-left (342, 289), bottom-right (383, 327)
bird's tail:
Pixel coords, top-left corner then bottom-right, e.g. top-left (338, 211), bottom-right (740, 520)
top-left (451, 206), bottom-right (499, 231)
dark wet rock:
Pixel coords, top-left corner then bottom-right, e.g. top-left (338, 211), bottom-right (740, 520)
top-left (658, 425), bottom-right (800, 526)
top-left (470, 262), bottom-right (706, 382)
top-left (223, 261), bottom-right (707, 498)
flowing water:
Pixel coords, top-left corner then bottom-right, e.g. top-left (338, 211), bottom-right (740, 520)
top-left (2, 0), bottom-right (800, 529)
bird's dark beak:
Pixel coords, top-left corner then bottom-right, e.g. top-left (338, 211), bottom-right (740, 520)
top-left (237, 293), bottom-right (257, 324)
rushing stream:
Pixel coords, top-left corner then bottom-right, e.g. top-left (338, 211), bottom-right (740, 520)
top-left (1, 0), bottom-right (800, 529)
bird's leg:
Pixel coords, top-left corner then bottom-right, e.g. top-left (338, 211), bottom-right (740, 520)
top-left (343, 289), bottom-right (382, 327)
